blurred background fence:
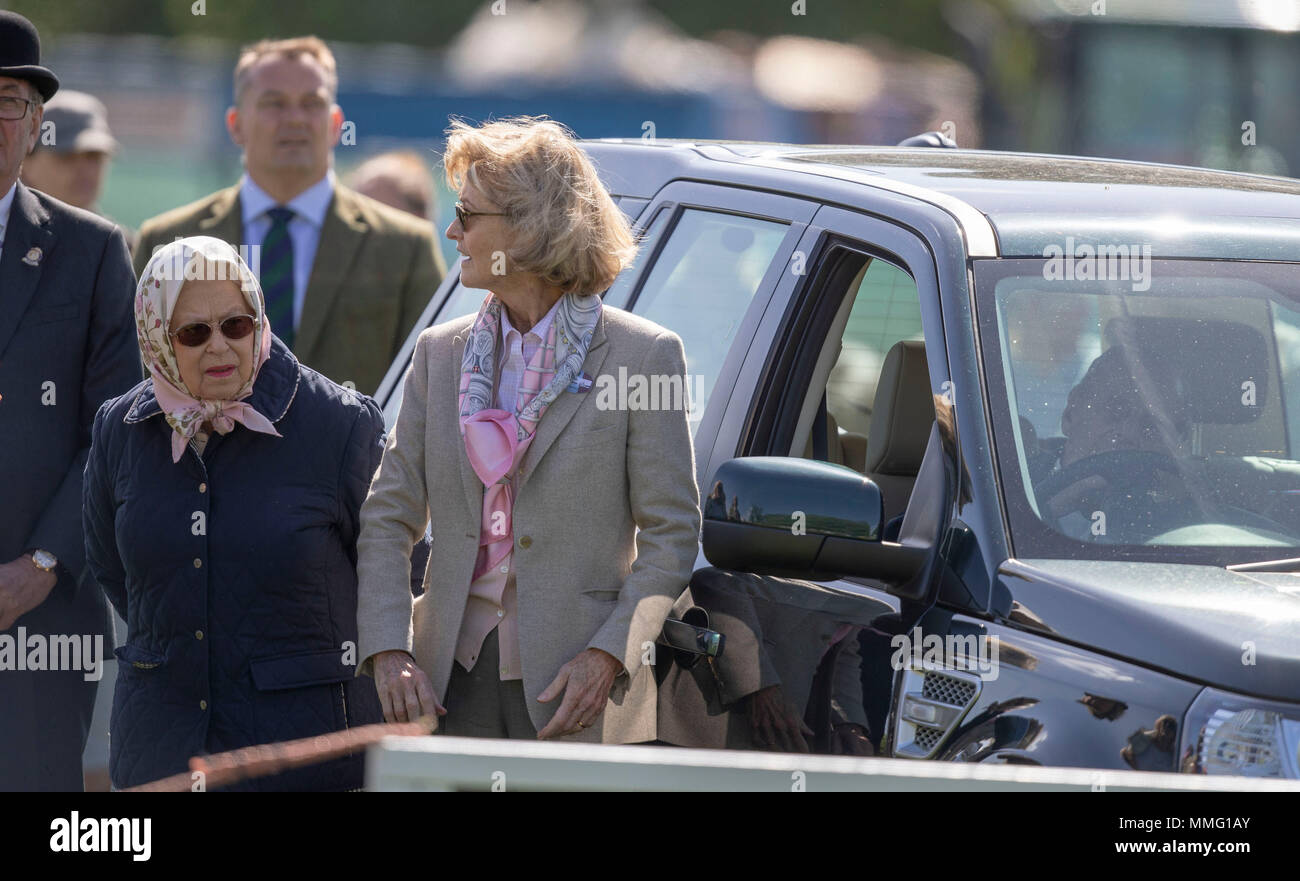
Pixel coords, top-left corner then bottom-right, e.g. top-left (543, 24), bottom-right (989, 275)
top-left (10, 0), bottom-right (1300, 270)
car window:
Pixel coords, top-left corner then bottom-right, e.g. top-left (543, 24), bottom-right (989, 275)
top-left (603, 207), bottom-right (671, 311)
top-left (380, 279), bottom-right (480, 429)
top-left (436, 283), bottom-right (486, 326)
top-left (778, 252), bottom-right (929, 528)
top-left (825, 258), bottom-right (925, 442)
top-left (976, 258), bottom-right (1300, 560)
top-left (628, 209), bottom-right (790, 427)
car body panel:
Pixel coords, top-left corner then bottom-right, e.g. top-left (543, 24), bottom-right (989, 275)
top-left (926, 613), bottom-right (1204, 771)
top-left (997, 559), bottom-right (1300, 703)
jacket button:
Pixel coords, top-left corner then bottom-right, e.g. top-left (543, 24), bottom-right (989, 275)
top-left (519, 536), bottom-right (532, 549)
top-left (200, 700), bottom-right (208, 710)
top-left (195, 630), bottom-right (204, 640)
top-left (193, 558), bottom-right (202, 568)
top-left (199, 482), bottom-right (207, 493)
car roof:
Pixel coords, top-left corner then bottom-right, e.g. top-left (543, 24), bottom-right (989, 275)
top-left (585, 139), bottom-right (1300, 260)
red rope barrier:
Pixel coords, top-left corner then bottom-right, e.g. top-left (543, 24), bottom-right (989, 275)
top-left (123, 717), bottom-right (436, 792)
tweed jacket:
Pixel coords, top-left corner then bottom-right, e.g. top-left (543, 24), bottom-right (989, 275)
top-left (133, 182), bottom-right (445, 395)
top-left (356, 304), bottom-right (701, 743)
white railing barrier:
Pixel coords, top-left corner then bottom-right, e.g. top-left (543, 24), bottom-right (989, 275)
top-left (366, 736), bottom-right (1300, 792)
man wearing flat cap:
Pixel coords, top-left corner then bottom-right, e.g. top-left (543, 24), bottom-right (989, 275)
top-left (0, 11), bottom-right (140, 791)
top-left (21, 89), bottom-right (118, 215)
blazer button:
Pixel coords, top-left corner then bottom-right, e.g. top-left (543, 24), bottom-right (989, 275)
top-left (200, 699), bottom-right (208, 710)
top-left (519, 536), bottom-right (532, 549)
top-left (193, 558), bottom-right (202, 569)
top-left (195, 630), bottom-right (204, 640)
top-left (199, 482), bottom-right (207, 493)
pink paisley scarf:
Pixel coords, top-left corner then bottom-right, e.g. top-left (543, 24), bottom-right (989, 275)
top-left (457, 291), bottom-right (601, 580)
top-left (135, 236), bottom-right (281, 463)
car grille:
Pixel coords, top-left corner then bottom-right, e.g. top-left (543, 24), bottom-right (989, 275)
top-left (922, 671), bottom-right (978, 707)
top-left (892, 664), bottom-right (982, 760)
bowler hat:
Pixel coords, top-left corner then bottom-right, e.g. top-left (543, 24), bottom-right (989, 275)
top-left (0, 11), bottom-right (59, 101)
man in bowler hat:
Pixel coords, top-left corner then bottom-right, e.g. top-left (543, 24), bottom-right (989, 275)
top-left (0, 11), bottom-right (140, 791)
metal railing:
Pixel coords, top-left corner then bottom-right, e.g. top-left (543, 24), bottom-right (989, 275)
top-left (366, 736), bottom-right (1300, 792)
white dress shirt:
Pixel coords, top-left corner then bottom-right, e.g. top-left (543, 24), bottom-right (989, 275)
top-left (0, 180), bottom-right (17, 255)
top-left (240, 170), bottom-right (335, 331)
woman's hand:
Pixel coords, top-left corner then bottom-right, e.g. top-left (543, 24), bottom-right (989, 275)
top-left (831, 722), bottom-right (875, 756)
top-left (536, 648), bottom-right (623, 739)
top-left (0, 557), bottom-right (57, 631)
top-left (373, 650), bottom-right (446, 727)
top-left (748, 684), bottom-right (814, 753)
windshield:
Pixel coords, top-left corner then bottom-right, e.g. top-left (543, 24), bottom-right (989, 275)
top-left (974, 257), bottom-right (1300, 565)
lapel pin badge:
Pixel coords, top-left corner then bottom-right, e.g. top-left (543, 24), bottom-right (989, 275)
top-left (22, 246), bottom-right (43, 266)
top-left (566, 372), bottom-right (594, 394)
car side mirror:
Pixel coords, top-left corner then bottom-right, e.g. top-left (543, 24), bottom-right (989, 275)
top-left (701, 456), bottom-right (926, 584)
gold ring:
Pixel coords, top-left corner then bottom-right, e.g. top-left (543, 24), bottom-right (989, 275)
top-left (576, 720), bottom-right (586, 729)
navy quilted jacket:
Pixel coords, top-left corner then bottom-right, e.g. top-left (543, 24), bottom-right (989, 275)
top-left (83, 337), bottom-right (386, 791)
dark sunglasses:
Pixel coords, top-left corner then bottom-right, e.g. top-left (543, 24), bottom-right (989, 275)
top-left (454, 201), bottom-right (507, 229)
top-left (169, 314), bottom-right (256, 348)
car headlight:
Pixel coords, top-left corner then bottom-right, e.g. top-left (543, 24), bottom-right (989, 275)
top-left (1182, 687), bottom-right (1300, 778)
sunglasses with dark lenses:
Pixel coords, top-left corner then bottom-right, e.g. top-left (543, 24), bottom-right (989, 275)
top-left (169, 314), bottom-right (257, 348)
top-left (454, 201), bottom-right (507, 229)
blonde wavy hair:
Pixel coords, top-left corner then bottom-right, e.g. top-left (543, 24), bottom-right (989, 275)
top-left (443, 116), bottom-right (637, 295)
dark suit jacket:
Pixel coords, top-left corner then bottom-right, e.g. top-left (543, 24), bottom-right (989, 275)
top-left (0, 183), bottom-right (140, 789)
top-left (133, 182), bottom-right (446, 395)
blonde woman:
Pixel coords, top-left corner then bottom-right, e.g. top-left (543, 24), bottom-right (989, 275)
top-left (356, 118), bottom-right (700, 742)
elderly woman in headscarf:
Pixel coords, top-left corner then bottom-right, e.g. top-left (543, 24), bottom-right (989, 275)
top-left (83, 236), bottom-right (385, 791)
top-left (355, 117), bottom-right (701, 743)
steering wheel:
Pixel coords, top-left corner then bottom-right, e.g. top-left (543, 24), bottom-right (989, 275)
top-left (1034, 450), bottom-right (1184, 516)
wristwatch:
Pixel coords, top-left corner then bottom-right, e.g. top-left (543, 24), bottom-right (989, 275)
top-left (29, 549), bottom-right (58, 573)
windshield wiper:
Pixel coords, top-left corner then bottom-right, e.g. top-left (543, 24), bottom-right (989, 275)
top-left (1226, 556), bottom-right (1300, 573)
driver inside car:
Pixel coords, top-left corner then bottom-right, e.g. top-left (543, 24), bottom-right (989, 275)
top-left (1030, 344), bottom-right (1192, 541)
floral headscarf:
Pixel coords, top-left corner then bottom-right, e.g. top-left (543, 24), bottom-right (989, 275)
top-left (135, 236), bottom-right (281, 463)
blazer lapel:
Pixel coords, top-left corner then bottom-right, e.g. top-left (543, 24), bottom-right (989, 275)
top-left (197, 185), bottom-right (242, 245)
top-left (296, 186), bottom-right (366, 360)
top-left (451, 323), bottom-right (486, 520)
top-left (517, 312), bottom-right (609, 492)
top-left (0, 184), bottom-right (56, 359)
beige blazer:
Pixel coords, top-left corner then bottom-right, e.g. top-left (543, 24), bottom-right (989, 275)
top-left (355, 305), bottom-right (702, 743)
top-left (133, 183), bottom-right (445, 395)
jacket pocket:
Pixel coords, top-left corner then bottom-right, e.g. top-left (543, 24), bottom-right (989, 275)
top-left (113, 644), bottom-right (166, 670)
top-left (19, 303), bottom-right (79, 329)
top-left (250, 648), bottom-right (353, 692)
top-left (555, 421), bottom-right (622, 450)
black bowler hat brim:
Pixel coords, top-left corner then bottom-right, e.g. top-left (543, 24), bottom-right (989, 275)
top-left (0, 64), bottom-right (58, 100)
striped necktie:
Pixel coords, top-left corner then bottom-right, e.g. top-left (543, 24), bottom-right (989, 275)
top-left (261, 206), bottom-right (295, 349)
